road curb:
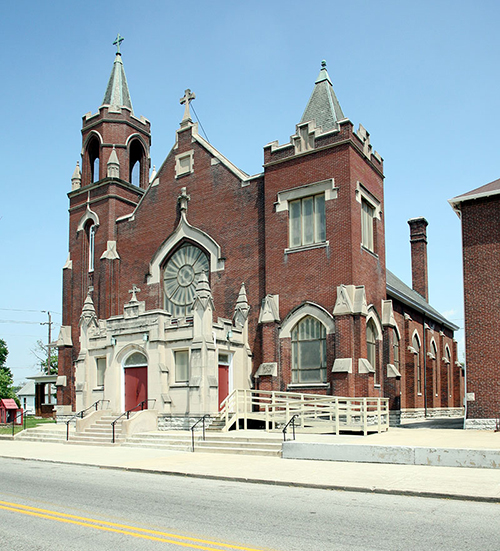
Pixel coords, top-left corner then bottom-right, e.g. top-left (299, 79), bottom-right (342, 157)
top-left (2, 453), bottom-right (499, 504)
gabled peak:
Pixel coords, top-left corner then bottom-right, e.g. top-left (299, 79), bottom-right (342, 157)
top-left (300, 60), bottom-right (345, 134)
top-left (101, 38), bottom-right (133, 112)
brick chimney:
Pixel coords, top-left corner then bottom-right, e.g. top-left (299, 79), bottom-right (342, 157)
top-left (408, 217), bottom-right (429, 301)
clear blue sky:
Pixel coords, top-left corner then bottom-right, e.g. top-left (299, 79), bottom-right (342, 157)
top-left (1, 0), bottom-right (498, 383)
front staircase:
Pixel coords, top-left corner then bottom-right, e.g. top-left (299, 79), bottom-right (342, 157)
top-left (67, 414), bottom-right (126, 446)
top-left (122, 431), bottom-right (283, 456)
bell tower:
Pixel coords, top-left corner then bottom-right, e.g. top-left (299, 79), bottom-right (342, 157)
top-left (59, 37), bottom-right (152, 411)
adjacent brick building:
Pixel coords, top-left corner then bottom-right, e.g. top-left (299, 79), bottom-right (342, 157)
top-left (450, 180), bottom-right (500, 429)
top-left (56, 48), bottom-right (462, 422)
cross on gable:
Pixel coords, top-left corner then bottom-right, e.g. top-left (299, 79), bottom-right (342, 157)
top-left (129, 284), bottom-right (141, 302)
top-left (180, 89), bottom-right (196, 123)
top-left (113, 34), bottom-right (124, 55)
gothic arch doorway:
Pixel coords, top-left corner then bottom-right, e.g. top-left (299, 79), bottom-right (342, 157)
top-left (123, 351), bottom-right (148, 411)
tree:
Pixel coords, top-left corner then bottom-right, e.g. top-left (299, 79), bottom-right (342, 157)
top-left (0, 339), bottom-right (19, 405)
top-left (31, 339), bottom-right (58, 375)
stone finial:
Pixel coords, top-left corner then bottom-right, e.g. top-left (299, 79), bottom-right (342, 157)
top-left (80, 286), bottom-right (97, 324)
top-left (107, 146), bottom-right (120, 178)
top-left (258, 294), bottom-right (280, 324)
top-left (71, 161), bottom-right (81, 190)
top-left (180, 88), bottom-right (196, 126)
top-left (149, 165), bottom-right (157, 183)
top-left (178, 186), bottom-right (190, 213)
top-left (192, 272), bottom-right (214, 311)
top-left (234, 282), bottom-right (250, 328)
top-left (128, 284), bottom-right (141, 302)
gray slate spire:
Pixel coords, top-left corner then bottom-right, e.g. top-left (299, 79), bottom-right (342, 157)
top-left (101, 53), bottom-right (133, 112)
top-left (300, 60), bottom-right (345, 133)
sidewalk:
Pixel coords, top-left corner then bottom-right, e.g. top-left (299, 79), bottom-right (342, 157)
top-left (1, 423), bottom-right (500, 503)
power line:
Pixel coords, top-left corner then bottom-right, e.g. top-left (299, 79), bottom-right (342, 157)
top-left (0, 308), bottom-right (61, 316)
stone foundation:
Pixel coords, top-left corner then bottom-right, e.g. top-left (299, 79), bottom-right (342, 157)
top-left (464, 418), bottom-right (499, 431)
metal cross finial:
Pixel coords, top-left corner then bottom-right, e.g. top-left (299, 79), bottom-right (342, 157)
top-left (113, 34), bottom-right (124, 55)
top-left (129, 284), bottom-right (141, 302)
top-left (180, 89), bottom-right (196, 123)
top-left (321, 60), bottom-right (327, 69)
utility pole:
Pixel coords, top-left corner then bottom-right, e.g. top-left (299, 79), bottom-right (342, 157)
top-left (41, 311), bottom-right (53, 374)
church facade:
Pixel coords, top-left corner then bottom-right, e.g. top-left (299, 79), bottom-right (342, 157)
top-left (56, 46), bottom-right (463, 422)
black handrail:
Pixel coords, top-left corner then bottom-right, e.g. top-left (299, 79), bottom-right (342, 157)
top-left (191, 414), bottom-right (210, 452)
top-left (66, 400), bottom-right (110, 440)
top-left (282, 414), bottom-right (299, 441)
top-left (111, 399), bottom-right (156, 443)
top-left (11, 410), bottom-right (25, 436)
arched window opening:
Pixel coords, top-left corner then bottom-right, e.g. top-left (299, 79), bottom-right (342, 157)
top-left (88, 138), bottom-right (100, 183)
top-left (124, 351), bottom-right (147, 368)
top-left (163, 243), bottom-right (209, 318)
top-left (85, 222), bottom-right (96, 272)
top-left (413, 333), bottom-right (422, 394)
top-left (129, 140), bottom-right (145, 187)
top-left (367, 320), bottom-right (377, 384)
top-left (393, 329), bottom-right (400, 374)
top-left (431, 341), bottom-right (438, 396)
top-left (445, 346), bottom-right (452, 398)
top-left (291, 316), bottom-right (327, 384)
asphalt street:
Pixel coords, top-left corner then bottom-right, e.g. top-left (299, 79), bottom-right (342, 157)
top-left (0, 458), bottom-right (499, 551)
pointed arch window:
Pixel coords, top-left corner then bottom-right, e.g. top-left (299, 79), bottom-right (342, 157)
top-left (413, 333), bottom-right (422, 394)
top-left (445, 346), bottom-right (452, 398)
top-left (393, 329), bottom-right (400, 375)
top-left (431, 340), bottom-right (438, 396)
top-left (129, 139), bottom-right (145, 187)
top-left (163, 243), bottom-right (209, 317)
top-left (124, 351), bottom-right (148, 368)
top-left (87, 137), bottom-right (100, 184)
top-left (366, 319), bottom-right (377, 383)
top-left (291, 316), bottom-right (327, 383)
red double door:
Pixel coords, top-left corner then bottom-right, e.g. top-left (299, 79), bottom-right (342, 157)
top-left (124, 367), bottom-right (148, 412)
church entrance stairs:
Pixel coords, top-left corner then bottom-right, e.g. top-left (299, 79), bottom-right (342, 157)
top-left (67, 414), bottom-right (127, 446)
top-left (122, 431), bottom-right (283, 456)
top-left (14, 424), bottom-right (69, 444)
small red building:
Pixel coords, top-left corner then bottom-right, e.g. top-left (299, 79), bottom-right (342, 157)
top-left (0, 399), bottom-right (23, 425)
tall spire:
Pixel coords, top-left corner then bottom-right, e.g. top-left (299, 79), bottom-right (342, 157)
top-left (101, 34), bottom-right (133, 112)
top-left (300, 60), bottom-right (345, 133)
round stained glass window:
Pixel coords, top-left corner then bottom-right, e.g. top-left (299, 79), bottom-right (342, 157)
top-left (163, 244), bottom-right (209, 317)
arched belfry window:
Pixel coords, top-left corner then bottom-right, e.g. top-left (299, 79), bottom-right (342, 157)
top-left (87, 137), bottom-right (100, 184)
top-left (129, 139), bottom-right (145, 187)
top-left (291, 316), bottom-right (327, 384)
top-left (163, 243), bottom-right (209, 317)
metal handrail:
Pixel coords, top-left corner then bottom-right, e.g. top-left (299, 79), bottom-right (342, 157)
top-left (111, 399), bottom-right (156, 443)
top-left (11, 410), bottom-right (25, 436)
top-left (66, 400), bottom-right (110, 440)
top-left (282, 414), bottom-right (299, 441)
top-left (190, 414), bottom-right (210, 452)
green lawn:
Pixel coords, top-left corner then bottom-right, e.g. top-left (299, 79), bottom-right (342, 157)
top-left (0, 416), bottom-right (56, 435)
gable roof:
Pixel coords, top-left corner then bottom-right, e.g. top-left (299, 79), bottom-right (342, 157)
top-left (386, 270), bottom-right (458, 331)
top-left (449, 178), bottom-right (500, 215)
top-left (0, 398), bottom-right (18, 409)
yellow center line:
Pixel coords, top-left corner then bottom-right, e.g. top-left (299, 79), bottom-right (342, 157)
top-left (0, 500), bottom-right (273, 551)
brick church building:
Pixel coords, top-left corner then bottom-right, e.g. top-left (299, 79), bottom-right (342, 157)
top-left (55, 44), bottom-right (463, 423)
top-left (450, 180), bottom-right (500, 429)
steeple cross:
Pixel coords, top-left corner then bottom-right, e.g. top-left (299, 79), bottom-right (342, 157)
top-left (128, 284), bottom-right (141, 302)
top-left (113, 34), bottom-right (124, 55)
top-left (180, 89), bottom-right (196, 122)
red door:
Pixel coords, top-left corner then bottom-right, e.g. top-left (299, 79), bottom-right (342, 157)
top-left (218, 364), bottom-right (229, 410)
top-left (124, 367), bottom-right (148, 411)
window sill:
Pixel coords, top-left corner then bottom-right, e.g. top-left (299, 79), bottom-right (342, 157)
top-left (171, 382), bottom-right (189, 387)
top-left (287, 383), bottom-right (330, 390)
top-left (360, 244), bottom-right (378, 258)
top-left (285, 241), bottom-right (329, 255)
top-left (92, 386), bottom-right (104, 392)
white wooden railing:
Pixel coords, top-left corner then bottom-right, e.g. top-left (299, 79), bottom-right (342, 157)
top-left (218, 389), bottom-right (389, 436)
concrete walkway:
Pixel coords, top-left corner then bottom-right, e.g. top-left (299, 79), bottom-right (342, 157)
top-left (1, 420), bottom-right (500, 503)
